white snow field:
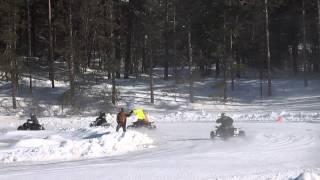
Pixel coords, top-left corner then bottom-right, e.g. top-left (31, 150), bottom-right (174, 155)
top-left (0, 76), bottom-right (320, 180)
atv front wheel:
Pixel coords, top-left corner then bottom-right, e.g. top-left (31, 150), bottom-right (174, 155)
top-left (210, 131), bottom-right (216, 139)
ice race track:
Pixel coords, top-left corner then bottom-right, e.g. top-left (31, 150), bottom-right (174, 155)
top-left (0, 115), bottom-right (319, 180)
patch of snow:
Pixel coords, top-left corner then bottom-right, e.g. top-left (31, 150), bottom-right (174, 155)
top-left (293, 172), bottom-right (320, 180)
top-left (0, 129), bottom-right (153, 163)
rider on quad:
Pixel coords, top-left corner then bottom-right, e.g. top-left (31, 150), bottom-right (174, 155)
top-left (18, 114), bottom-right (44, 130)
top-left (90, 112), bottom-right (109, 127)
top-left (210, 113), bottom-right (244, 139)
top-left (126, 108), bottom-right (156, 129)
top-left (216, 113), bottom-right (234, 134)
top-left (132, 108), bottom-right (149, 126)
top-left (30, 114), bottom-right (39, 124)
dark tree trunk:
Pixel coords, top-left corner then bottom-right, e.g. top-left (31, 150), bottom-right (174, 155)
top-left (230, 32), bottom-right (234, 91)
top-left (112, 72), bottom-right (116, 105)
top-left (223, 59), bottom-right (227, 102)
top-left (236, 50), bottom-right (240, 78)
top-left (163, 0), bottom-right (169, 80)
top-left (223, 9), bottom-right (227, 102)
top-left (302, 0), bottom-right (308, 87)
top-left (260, 70), bottom-right (263, 98)
top-left (173, 0), bottom-right (177, 81)
top-left (27, 0), bottom-right (33, 94)
top-left (68, 0), bottom-right (75, 95)
top-left (124, 0), bottom-right (133, 79)
top-left (10, 5), bottom-right (18, 109)
top-left (149, 45), bottom-right (154, 104)
top-left (265, 0), bottom-right (272, 96)
top-left (11, 57), bottom-right (17, 109)
top-left (48, 0), bottom-right (55, 88)
top-left (188, 20), bottom-right (194, 103)
top-left (142, 36), bottom-right (146, 73)
top-left (292, 43), bottom-right (298, 75)
top-left (216, 59), bottom-right (220, 78)
top-left (318, 0), bottom-right (320, 72)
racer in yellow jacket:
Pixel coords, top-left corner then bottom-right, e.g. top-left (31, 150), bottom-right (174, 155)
top-left (132, 108), bottom-right (149, 126)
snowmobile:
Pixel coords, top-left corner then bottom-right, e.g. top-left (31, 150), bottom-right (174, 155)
top-left (210, 125), bottom-right (245, 139)
top-left (17, 120), bottom-right (45, 130)
top-left (127, 121), bottom-right (156, 129)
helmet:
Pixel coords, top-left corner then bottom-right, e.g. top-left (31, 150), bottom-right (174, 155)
top-left (30, 113), bottom-right (37, 120)
top-left (99, 112), bottom-right (106, 117)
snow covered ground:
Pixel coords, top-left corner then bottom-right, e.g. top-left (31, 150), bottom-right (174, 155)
top-left (0, 75), bottom-right (320, 180)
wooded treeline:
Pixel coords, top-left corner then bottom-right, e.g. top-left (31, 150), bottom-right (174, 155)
top-left (0, 0), bottom-right (319, 108)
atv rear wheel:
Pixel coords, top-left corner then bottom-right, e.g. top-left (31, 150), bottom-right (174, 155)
top-left (239, 130), bottom-right (245, 137)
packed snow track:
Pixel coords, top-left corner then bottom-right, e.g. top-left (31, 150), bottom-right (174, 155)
top-left (0, 121), bottom-right (319, 180)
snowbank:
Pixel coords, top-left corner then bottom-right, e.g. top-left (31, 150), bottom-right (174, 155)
top-left (0, 128), bottom-right (153, 163)
top-left (293, 172), bottom-right (320, 180)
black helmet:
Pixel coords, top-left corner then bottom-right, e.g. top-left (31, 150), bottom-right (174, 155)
top-left (30, 113), bottom-right (37, 119)
top-left (99, 112), bottom-right (106, 117)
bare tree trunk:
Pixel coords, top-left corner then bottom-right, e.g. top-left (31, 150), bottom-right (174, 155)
top-left (163, 0), bottom-right (169, 80)
top-left (223, 10), bottom-right (227, 102)
top-left (260, 70), bottom-right (263, 98)
top-left (148, 38), bottom-right (154, 104)
top-left (48, 0), bottom-right (55, 88)
top-left (150, 66), bottom-right (154, 103)
top-left (265, 0), bottom-right (272, 96)
top-left (111, 0), bottom-right (119, 105)
top-left (68, 0), bottom-right (75, 95)
top-left (142, 37), bottom-right (146, 73)
top-left (230, 31), bottom-right (234, 91)
top-left (228, 0), bottom-right (234, 91)
top-left (124, 0), bottom-right (133, 79)
top-left (173, 0), bottom-right (177, 101)
top-left (83, 3), bottom-right (90, 69)
top-left (27, 0), bottom-right (33, 94)
top-left (318, 0), bottom-right (320, 72)
top-left (236, 50), bottom-right (240, 78)
top-left (215, 59), bottom-right (220, 78)
top-left (302, 0), bottom-right (308, 87)
top-left (187, 20), bottom-right (194, 103)
top-left (112, 72), bottom-right (116, 105)
top-left (173, 0), bottom-right (177, 81)
top-left (10, 5), bottom-right (18, 109)
top-left (292, 43), bottom-right (298, 75)
top-left (10, 55), bottom-right (17, 109)
top-left (223, 60), bottom-right (227, 102)
top-left (112, 0), bottom-right (121, 79)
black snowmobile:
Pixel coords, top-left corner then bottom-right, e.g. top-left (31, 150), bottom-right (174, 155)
top-left (90, 113), bottom-right (111, 127)
top-left (210, 125), bottom-right (245, 139)
top-left (127, 121), bottom-right (156, 130)
top-left (17, 119), bottom-right (45, 130)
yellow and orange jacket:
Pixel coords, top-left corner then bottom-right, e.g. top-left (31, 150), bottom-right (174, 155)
top-left (133, 109), bottom-right (149, 122)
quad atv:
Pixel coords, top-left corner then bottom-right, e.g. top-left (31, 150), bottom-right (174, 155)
top-left (89, 119), bottom-right (111, 127)
top-left (17, 120), bottom-right (45, 130)
top-left (210, 126), bottom-right (245, 139)
top-left (127, 121), bottom-right (156, 129)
